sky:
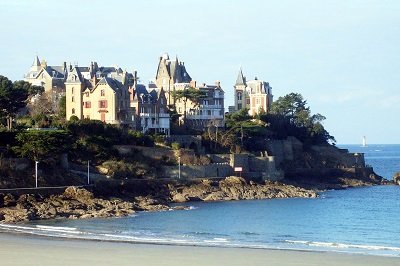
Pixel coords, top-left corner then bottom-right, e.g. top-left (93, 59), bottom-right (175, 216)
top-left (0, 0), bottom-right (399, 144)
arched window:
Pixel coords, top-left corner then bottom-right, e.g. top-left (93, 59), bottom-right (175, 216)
top-left (237, 92), bottom-right (242, 101)
top-left (72, 108), bottom-right (75, 114)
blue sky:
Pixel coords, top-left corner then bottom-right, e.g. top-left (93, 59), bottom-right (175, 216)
top-left (0, 0), bottom-right (399, 144)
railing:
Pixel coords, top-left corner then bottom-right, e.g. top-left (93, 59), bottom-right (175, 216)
top-left (139, 113), bottom-right (170, 118)
top-left (186, 115), bottom-right (224, 120)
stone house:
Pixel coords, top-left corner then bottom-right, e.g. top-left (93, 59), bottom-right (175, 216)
top-left (233, 68), bottom-right (273, 116)
top-left (155, 53), bottom-right (191, 106)
top-left (175, 82), bottom-right (225, 129)
top-left (24, 56), bottom-right (67, 111)
top-left (65, 66), bottom-right (133, 125)
top-left (130, 83), bottom-right (170, 135)
top-left (155, 53), bottom-right (225, 129)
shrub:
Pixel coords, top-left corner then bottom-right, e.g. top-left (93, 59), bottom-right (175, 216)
top-left (171, 142), bottom-right (180, 150)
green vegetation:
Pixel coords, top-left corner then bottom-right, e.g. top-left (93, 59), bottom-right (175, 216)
top-left (172, 86), bottom-right (206, 126)
top-left (12, 130), bottom-right (70, 161)
top-left (204, 93), bottom-right (335, 153)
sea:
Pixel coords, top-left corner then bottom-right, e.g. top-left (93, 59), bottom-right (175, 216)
top-left (1, 144), bottom-right (399, 256)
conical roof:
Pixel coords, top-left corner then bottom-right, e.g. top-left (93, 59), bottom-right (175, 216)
top-left (235, 68), bottom-right (246, 85)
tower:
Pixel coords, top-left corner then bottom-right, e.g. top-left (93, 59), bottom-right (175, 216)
top-left (234, 68), bottom-right (246, 111)
top-left (65, 67), bottom-right (85, 120)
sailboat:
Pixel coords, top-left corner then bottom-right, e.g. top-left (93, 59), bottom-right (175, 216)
top-left (362, 136), bottom-right (367, 147)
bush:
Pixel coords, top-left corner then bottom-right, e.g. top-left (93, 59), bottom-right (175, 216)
top-left (171, 142), bottom-right (180, 150)
top-left (101, 160), bottom-right (152, 179)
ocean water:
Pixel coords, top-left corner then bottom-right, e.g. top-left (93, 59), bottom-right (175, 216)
top-left (1, 144), bottom-right (400, 256)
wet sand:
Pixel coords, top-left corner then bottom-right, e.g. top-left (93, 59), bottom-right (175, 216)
top-left (0, 233), bottom-right (399, 266)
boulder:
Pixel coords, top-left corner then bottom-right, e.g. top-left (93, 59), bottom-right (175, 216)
top-left (393, 172), bottom-right (400, 185)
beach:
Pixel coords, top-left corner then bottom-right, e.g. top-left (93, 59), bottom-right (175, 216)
top-left (0, 233), bottom-right (398, 266)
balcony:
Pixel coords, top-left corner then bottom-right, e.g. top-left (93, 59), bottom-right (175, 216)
top-left (186, 114), bottom-right (224, 120)
top-left (139, 113), bottom-right (170, 118)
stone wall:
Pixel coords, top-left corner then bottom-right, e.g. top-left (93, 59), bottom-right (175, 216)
top-left (285, 167), bottom-right (374, 179)
top-left (114, 145), bottom-right (175, 161)
top-left (266, 138), bottom-right (299, 166)
top-left (162, 164), bottom-right (233, 179)
top-left (165, 135), bottom-right (204, 153)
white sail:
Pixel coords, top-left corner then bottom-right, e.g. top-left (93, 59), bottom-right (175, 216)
top-left (362, 136), bottom-right (367, 147)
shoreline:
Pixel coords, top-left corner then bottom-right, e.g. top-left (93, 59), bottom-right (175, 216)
top-left (0, 232), bottom-right (399, 266)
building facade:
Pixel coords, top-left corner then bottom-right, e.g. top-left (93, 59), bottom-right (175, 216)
top-left (154, 53), bottom-right (225, 129)
top-left (130, 83), bottom-right (170, 135)
top-left (65, 66), bottom-right (132, 125)
top-left (155, 53), bottom-right (191, 106)
top-left (24, 56), bottom-right (68, 111)
top-left (176, 82), bottom-right (225, 129)
top-left (233, 68), bottom-right (273, 116)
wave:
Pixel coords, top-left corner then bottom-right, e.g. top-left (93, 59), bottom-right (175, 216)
top-left (1, 224), bottom-right (399, 256)
top-left (285, 240), bottom-right (400, 252)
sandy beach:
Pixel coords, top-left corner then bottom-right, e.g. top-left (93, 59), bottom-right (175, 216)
top-left (0, 233), bottom-right (398, 266)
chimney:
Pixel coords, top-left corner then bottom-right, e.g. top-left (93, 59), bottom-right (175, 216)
top-left (190, 80), bottom-right (196, 88)
top-left (92, 75), bottom-right (98, 86)
top-left (215, 80), bottom-right (221, 87)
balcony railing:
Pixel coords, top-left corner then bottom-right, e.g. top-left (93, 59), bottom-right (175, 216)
top-left (186, 115), bottom-right (224, 120)
top-left (139, 113), bottom-right (170, 118)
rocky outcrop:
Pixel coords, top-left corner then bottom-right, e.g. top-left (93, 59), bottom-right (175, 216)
top-left (0, 178), bottom-right (319, 223)
top-left (393, 172), bottom-right (400, 185)
top-left (0, 187), bottom-right (135, 223)
top-left (168, 176), bottom-right (317, 203)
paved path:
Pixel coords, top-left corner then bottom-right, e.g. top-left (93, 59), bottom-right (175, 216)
top-left (0, 185), bottom-right (93, 194)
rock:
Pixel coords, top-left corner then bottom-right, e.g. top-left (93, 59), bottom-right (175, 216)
top-left (63, 187), bottom-right (94, 203)
top-left (393, 172), bottom-right (400, 185)
top-left (3, 194), bottom-right (16, 207)
top-left (172, 193), bottom-right (188, 203)
top-left (224, 176), bottom-right (247, 185)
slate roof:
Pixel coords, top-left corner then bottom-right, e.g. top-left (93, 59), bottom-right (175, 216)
top-left (235, 68), bottom-right (246, 86)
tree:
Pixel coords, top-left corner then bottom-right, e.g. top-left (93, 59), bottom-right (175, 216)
top-left (12, 130), bottom-right (71, 162)
top-left (28, 93), bottom-right (53, 117)
top-left (267, 93), bottom-right (335, 144)
top-left (58, 96), bottom-right (66, 119)
top-left (172, 86), bottom-right (206, 126)
top-left (0, 77), bottom-right (41, 130)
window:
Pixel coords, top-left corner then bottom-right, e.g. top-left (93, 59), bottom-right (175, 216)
top-left (203, 100), bottom-right (209, 105)
top-left (84, 101), bottom-right (91, 108)
top-left (99, 100), bottom-right (107, 108)
top-left (207, 110), bottom-right (211, 116)
top-left (101, 89), bottom-right (105, 96)
top-left (85, 92), bottom-right (89, 97)
top-left (72, 87), bottom-right (74, 94)
top-left (72, 96), bottom-right (74, 102)
top-left (72, 108), bottom-right (75, 114)
top-left (246, 99), bottom-right (250, 105)
top-left (237, 92), bottom-right (242, 101)
top-left (256, 98), bottom-right (260, 105)
top-left (238, 103), bottom-right (242, 109)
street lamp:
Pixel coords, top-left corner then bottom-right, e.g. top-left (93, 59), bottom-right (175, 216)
top-left (35, 161), bottom-right (39, 188)
top-left (178, 156), bottom-right (181, 179)
top-left (87, 160), bottom-right (90, 185)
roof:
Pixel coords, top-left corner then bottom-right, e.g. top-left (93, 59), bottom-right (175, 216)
top-left (97, 76), bottom-right (125, 92)
top-left (235, 68), bottom-right (246, 86)
top-left (33, 56), bottom-right (40, 67)
top-left (45, 66), bottom-right (66, 79)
